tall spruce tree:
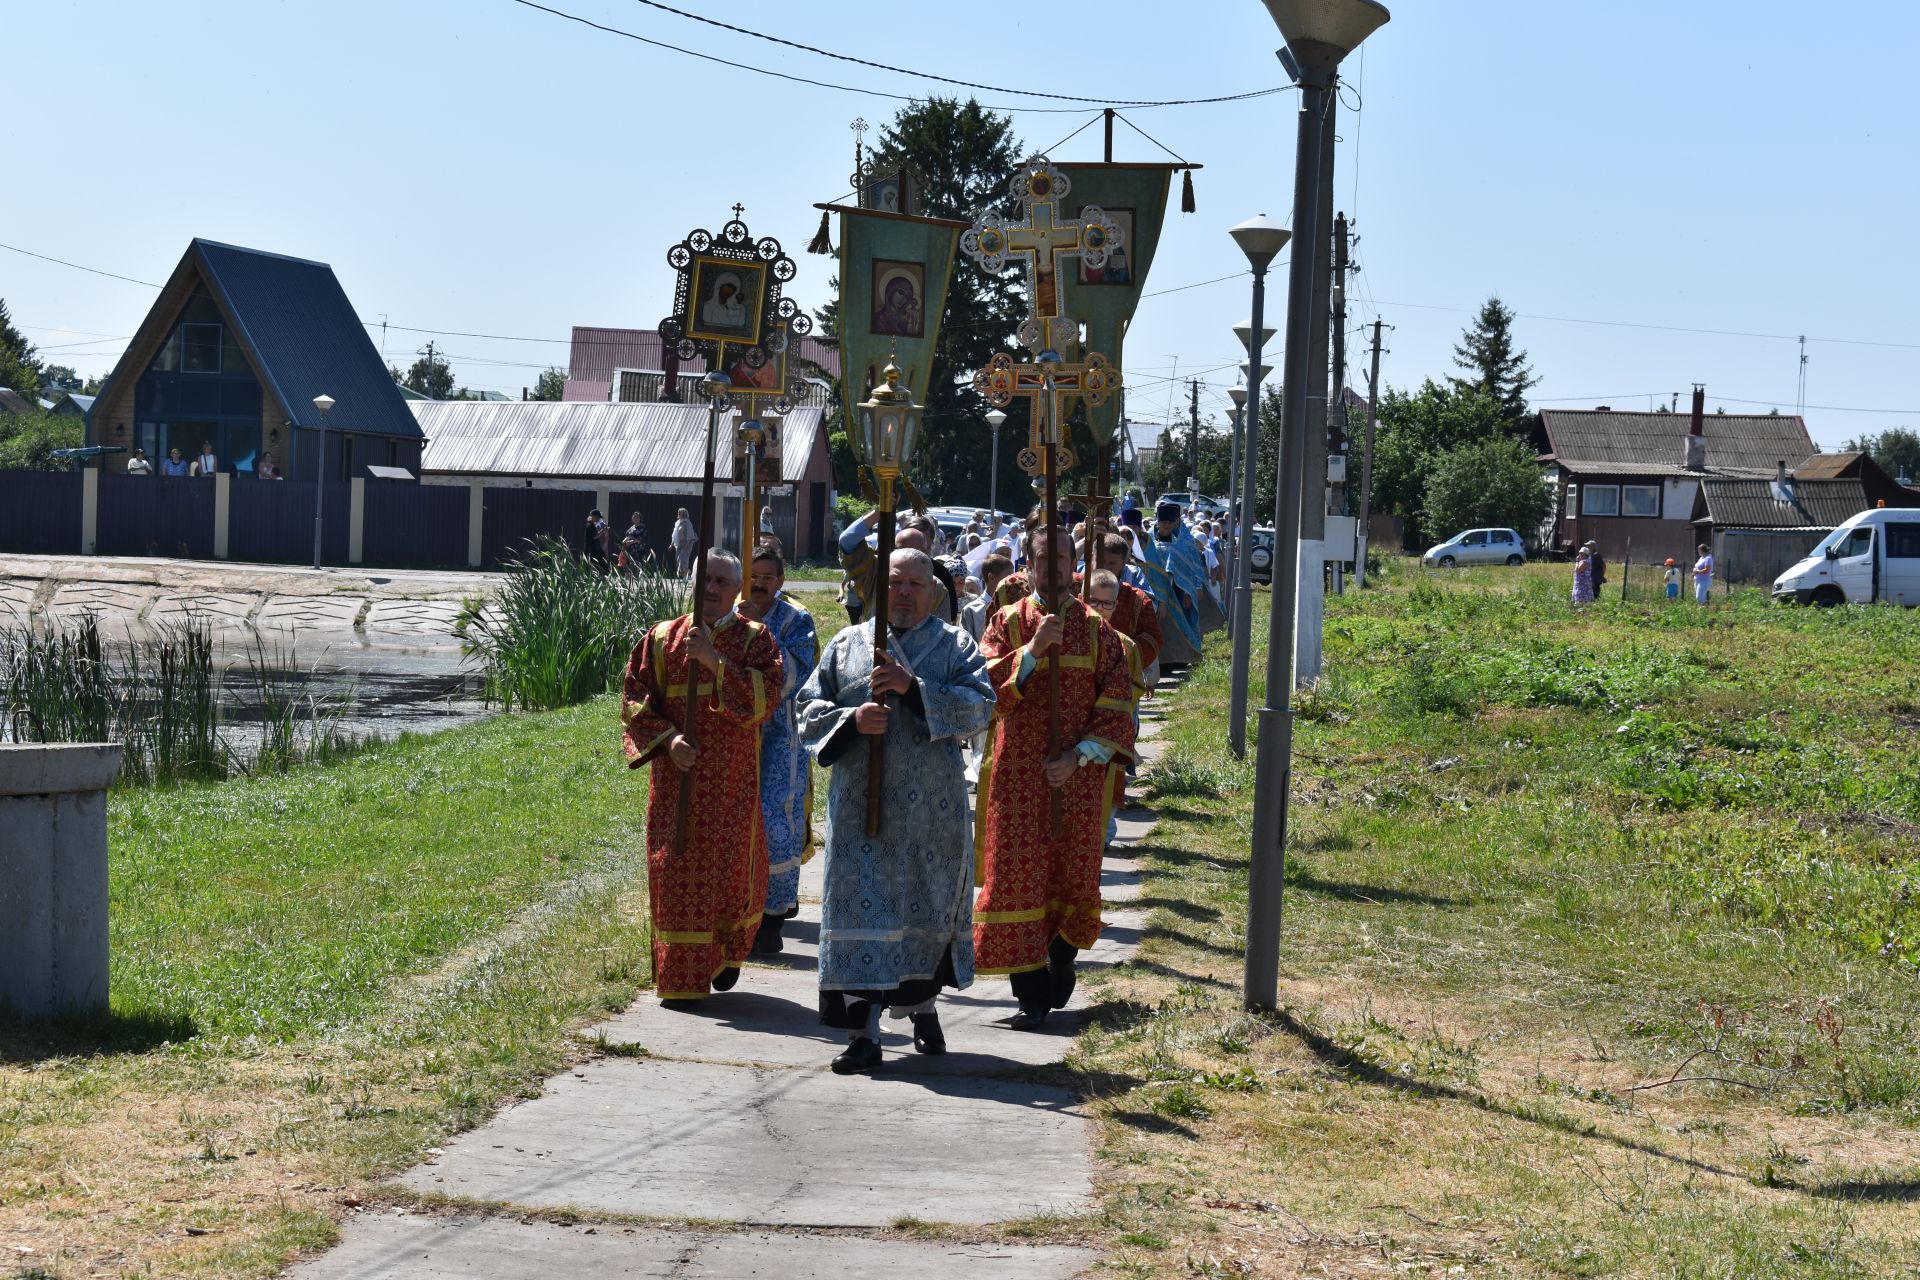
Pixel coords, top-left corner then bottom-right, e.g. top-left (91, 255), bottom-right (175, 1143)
top-left (1448, 295), bottom-right (1536, 430)
top-left (0, 299), bottom-right (43, 399)
top-left (815, 98), bottom-right (1029, 507)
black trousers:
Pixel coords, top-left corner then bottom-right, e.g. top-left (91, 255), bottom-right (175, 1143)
top-left (1008, 936), bottom-right (1078, 1014)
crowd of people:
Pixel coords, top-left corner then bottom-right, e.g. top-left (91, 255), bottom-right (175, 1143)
top-left (1572, 539), bottom-right (1715, 605)
top-left (617, 495), bottom-right (1228, 1075)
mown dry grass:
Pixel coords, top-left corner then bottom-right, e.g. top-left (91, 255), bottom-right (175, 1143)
top-left (1072, 560), bottom-right (1920, 1278)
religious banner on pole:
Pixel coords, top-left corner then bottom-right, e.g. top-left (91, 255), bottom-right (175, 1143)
top-left (815, 201), bottom-right (968, 454)
top-left (1056, 162), bottom-right (1182, 446)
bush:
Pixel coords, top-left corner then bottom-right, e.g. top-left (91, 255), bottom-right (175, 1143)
top-left (460, 536), bottom-right (687, 711)
top-left (0, 408), bottom-right (83, 470)
top-left (1421, 434), bottom-right (1552, 544)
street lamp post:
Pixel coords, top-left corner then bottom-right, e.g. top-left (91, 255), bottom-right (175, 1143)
top-left (1244, 0), bottom-right (1389, 1013)
top-left (986, 408), bottom-right (1007, 520)
top-left (310, 393), bottom-right (335, 570)
top-left (1225, 227), bottom-right (1286, 761)
top-left (1224, 392), bottom-right (1246, 611)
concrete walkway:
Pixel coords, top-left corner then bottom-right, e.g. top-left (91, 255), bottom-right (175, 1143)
top-left (289, 707), bottom-right (1173, 1279)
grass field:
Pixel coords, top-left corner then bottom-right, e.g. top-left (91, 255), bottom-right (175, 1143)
top-left (1071, 558), bottom-right (1920, 1277)
top-left (0, 701), bottom-right (657, 1278)
top-left (6, 567), bottom-right (1917, 1277)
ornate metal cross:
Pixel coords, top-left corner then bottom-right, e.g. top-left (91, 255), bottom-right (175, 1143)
top-left (965, 160), bottom-right (1124, 478)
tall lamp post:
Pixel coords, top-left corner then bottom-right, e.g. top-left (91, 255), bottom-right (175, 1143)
top-left (1225, 224), bottom-right (1286, 760)
top-left (986, 408), bottom-right (1008, 521)
top-left (1224, 390), bottom-right (1246, 608)
top-left (310, 393), bottom-right (334, 570)
top-left (1244, 0), bottom-right (1389, 1014)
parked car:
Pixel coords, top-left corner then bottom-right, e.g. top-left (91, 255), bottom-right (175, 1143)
top-left (1772, 508), bottom-right (1920, 606)
top-left (1154, 491), bottom-right (1229, 517)
top-left (1422, 527), bottom-right (1527, 568)
top-left (1248, 526), bottom-right (1276, 584)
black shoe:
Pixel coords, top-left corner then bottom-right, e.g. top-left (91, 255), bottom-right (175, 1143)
top-left (711, 966), bottom-right (740, 992)
top-left (830, 1037), bottom-right (883, 1075)
top-left (1047, 941), bottom-right (1078, 1010)
top-left (1009, 1008), bottom-right (1050, 1032)
top-left (911, 1011), bottom-right (947, 1055)
top-left (751, 915), bottom-right (785, 954)
top-left (660, 997), bottom-right (703, 1012)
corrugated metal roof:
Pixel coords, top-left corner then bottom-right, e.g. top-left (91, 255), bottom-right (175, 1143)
top-left (194, 240), bottom-right (421, 438)
top-left (1696, 478), bottom-right (1871, 529)
top-left (414, 400), bottom-right (823, 485)
top-left (0, 389), bottom-right (34, 415)
top-left (566, 325), bottom-right (842, 385)
top-left (1541, 408), bottom-right (1815, 475)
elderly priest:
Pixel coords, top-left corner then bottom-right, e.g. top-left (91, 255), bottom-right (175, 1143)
top-left (797, 548), bottom-right (995, 1074)
top-left (620, 549), bottom-right (784, 1005)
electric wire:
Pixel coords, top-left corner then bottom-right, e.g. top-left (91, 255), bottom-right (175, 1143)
top-left (507, 0), bottom-right (1284, 114)
top-left (621, 0), bottom-right (1289, 109)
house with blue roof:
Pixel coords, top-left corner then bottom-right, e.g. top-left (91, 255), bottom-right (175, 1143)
top-left (86, 239), bottom-right (421, 480)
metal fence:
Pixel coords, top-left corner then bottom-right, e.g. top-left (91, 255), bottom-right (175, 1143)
top-left (0, 471), bottom-right (82, 556)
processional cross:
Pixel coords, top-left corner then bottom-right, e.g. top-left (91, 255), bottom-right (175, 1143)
top-left (963, 158), bottom-right (1125, 834)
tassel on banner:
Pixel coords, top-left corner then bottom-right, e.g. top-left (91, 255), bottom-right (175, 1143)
top-left (901, 476), bottom-right (929, 515)
top-left (807, 209), bottom-right (833, 255)
top-left (1181, 168), bottom-right (1196, 214)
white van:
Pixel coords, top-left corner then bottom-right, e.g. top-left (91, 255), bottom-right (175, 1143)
top-left (1772, 508), bottom-right (1920, 606)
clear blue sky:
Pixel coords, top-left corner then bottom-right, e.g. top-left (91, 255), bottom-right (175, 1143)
top-left (9, 0), bottom-right (1917, 448)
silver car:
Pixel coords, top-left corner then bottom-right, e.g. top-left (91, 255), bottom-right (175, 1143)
top-left (1422, 527), bottom-right (1527, 568)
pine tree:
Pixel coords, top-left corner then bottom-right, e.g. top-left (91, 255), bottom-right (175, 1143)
top-left (1448, 295), bottom-right (1536, 429)
top-left (0, 299), bottom-right (43, 398)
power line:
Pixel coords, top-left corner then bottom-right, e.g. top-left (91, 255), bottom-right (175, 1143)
top-left (619, 0), bottom-right (1290, 110)
top-left (1369, 296), bottom-right (1920, 351)
top-left (507, 0), bottom-right (1277, 114)
top-left (0, 241), bottom-right (161, 288)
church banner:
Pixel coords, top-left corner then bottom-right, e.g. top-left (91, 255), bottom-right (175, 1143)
top-left (818, 204), bottom-right (968, 458)
top-left (1057, 163), bottom-right (1178, 445)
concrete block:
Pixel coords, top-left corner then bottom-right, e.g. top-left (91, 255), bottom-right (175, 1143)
top-left (403, 1055), bottom-right (1094, 1226)
top-left (289, 1212), bottom-right (1098, 1279)
top-left (0, 744), bottom-right (120, 1018)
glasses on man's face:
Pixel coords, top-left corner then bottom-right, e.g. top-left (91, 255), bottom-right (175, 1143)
top-left (1090, 595), bottom-right (1119, 610)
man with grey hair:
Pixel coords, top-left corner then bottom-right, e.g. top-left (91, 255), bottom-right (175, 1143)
top-left (798, 547), bottom-right (995, 1074)
top-left (621, 546), bottom-right (784, 1005)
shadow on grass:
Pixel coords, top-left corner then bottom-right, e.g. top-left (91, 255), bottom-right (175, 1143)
top-left (1286, 871), bottom-right (1466, 909)
top-left (1811, 1179), bottom-right (1920, 1203)
top-left (1271, 1008), bottom-right (1760, 1186)
top-left (1110, 1109), bottom-right (1200, 1139)
top-left (0, 1007), bottom-right (196, 1064)
top-left (1134, 895), bottom-right (1220, 924)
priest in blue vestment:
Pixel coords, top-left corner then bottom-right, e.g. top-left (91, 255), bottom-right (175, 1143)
top-left (796, 548), bottom-right (995, 1075)
top-left (741, 545), bottom-right (819, 953)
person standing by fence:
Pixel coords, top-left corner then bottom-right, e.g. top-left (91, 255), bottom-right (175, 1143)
top-left (671, 508), bottom-right (699, 578)
top-left (1692, 544), bottom-right (1715, 603)
top-left (1664, 558), bottom-right (1680, 602)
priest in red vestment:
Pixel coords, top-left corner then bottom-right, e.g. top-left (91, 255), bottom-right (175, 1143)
top-left (621, 549), bottom-right (784, 1005)
top-left (974, 518), bottom-right (1136, 1029)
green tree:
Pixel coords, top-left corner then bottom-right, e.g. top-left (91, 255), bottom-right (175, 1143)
top-left (1448, 295), bottom-right (1536, 429)
top-left (1142, 420), bottom-right (1232, 499)
top-left (0, 299), bottom-right (42, 399)
top-left (1422, 435), bottom-right (1553, 543)
top-left (816, 98), bottom-right (1028, 507)
top-left (403, 347), bottom-right (455, 400)
top-left (1366, 380), bottom-right (1510, 544)
top-left (1845, 427), bottom-right (1920, 481)
top-left (0, 409), bottom-right (83, 470)
top-left (532, 366), bottom-right (567, 401)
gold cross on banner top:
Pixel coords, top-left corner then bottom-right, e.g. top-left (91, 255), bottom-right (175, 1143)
top-left (963, 158), bottom-right (1122, 354)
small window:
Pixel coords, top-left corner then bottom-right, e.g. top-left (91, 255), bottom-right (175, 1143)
top-left (1837, 527), bottom-right (1874, 559)
top-left (1886, 523), bottom-right (1920, 559)
top-left (182, 324), bottom-right (222, 372)
top-left (1494, 530), bottom-right (1516, 544)
top-left (1582, 485), bottom-right (1620, 516)
top-left (148, 330), bottom-right (180, 373)
top-left (1464, 531), bottom-right (1487, 545)
top-left (1622, 485), bottom-right (1660, 518)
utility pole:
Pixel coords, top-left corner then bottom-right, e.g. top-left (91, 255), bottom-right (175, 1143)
top-left (1355, 318), bottom-right (1386, 588)
top-left (1328, 213), bottom-right (1350, 595)
top-left (1188, 378), bottom-right (1201, 493)
top-left (1296, 97), bottom-right (1336, 683)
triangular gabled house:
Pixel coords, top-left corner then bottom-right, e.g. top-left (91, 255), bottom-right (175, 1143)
top-left (86, 239), bottom-right (420, 479)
